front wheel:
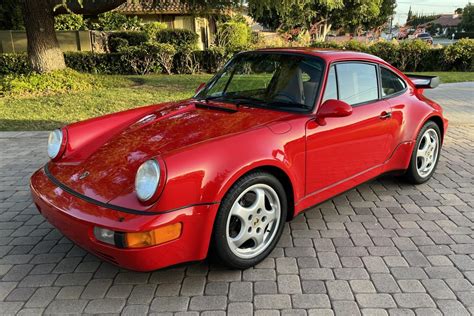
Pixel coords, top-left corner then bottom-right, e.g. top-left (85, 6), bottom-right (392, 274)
top-left (212, 172), bottom-right (287, 269)
top-left (404, 121), bottom-right (441, 184)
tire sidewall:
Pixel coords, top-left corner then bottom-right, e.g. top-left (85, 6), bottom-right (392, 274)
top-left (212, 172), bottom-right (288, 269)
top-left (409, 121), bottom-right (442, 183)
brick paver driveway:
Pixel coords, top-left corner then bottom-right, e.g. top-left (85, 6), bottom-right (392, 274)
top-left (1, 83), bottom-right (473, 315)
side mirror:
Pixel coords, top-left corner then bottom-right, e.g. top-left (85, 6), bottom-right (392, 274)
top-left (316, 99), bottom-right (352, 125)
top-left (195, 82), bottom-right (206, 94)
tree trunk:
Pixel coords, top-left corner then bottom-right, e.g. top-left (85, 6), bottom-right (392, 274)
top-left (23, 0), bottom-right (66, 73)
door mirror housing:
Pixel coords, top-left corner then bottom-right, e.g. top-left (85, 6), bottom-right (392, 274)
top-left (317, 99), bottom-right (352, 122)
top-left (195, 82), bottom-right (206, 94)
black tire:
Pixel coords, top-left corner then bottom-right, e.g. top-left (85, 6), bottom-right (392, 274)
top-left (211, 171), bottom-right (287, 269)
top-left (404, 121), bottom-right (441, 184)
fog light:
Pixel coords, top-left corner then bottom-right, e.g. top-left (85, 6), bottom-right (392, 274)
top-left (94, 227), bottom-right (115, 245)
top-left (124, 223), bottom-right (182, 248)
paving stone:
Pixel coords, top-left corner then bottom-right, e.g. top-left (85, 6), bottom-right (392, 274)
top-left (189, 295), bottom-right (227, 311)
top-left (84, 298), bottom-right (125, 314)
top-left (25, 286), bottom-right (59, 308)
top-left (180, 276), bottom-right (206, 296)
top-left (397, 280), bottom-right (425, 293)
top-left (393, 293), bottom-right (436, 308)
top-left (122, 304), bottom-right (149, 315)
top-left (371, 274), bottom-right (400, 293)
top-left (150, 297), bottom-right (190, 312)
top-left (45, 299), bottom-right (88, 314)
top-left (56, 286), bottom-right (84, 300)
top-left (292, 294), bottom-right (330, 309)
top-left (205, 282), bottom-right (229, 295)
top-left (276, 257), bottom-right (299, 274)
top-left (229, 281), bottom-right (252, 301)
top-left (333, 300), bottom-right (361, 316)
top-left (80, 278), bottom-right (112, 299)
top-left (254, 294), bottom-right (292, 309)
top-left (356, 294), bottom-right (397, 308)
top-left (128, 284), bottom-right (156, 304)
top-left (326, 280), bottom-right (353, 300)
top-left (278, 274), bottom-right (302, 294)
top-left (228, 302), bottom-right (253, 316)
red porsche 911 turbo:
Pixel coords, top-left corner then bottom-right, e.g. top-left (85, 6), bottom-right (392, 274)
top-left (31, 48), bottom-right (447, 271)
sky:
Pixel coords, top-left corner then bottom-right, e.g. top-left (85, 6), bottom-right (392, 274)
top-left (394, 0), bottom-right (471, 25)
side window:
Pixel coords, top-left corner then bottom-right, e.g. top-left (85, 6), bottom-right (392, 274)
top-left (381, 68), bottom-right (406, 97)
top-left (322, 66), bottom-right (337, 102)
top-left (336, 63), bottom-right (378, 105)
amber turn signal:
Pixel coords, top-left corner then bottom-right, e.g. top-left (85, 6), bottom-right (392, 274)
top-left (124, 223), bottom-right (182, 248)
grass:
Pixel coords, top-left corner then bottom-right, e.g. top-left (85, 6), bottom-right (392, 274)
top-left (0, 71), bottom-right (472, 131)
top-left (0, 74), bottom-right (212, 131)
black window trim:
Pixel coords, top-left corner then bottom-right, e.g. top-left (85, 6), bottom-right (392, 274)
top-left (379, 65), bottom-right (408, 100)
top-left (329, 60), bottom-right (382, 108)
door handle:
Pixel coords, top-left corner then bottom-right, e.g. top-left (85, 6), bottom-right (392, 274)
top-left (379, 111), bottom-right (392, 119)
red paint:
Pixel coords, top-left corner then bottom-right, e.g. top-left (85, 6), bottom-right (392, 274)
top-left (30, 48), bottom-right (448, 271)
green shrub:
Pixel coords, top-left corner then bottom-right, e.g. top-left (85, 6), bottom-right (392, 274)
top-left (398, 40), bottom-right (431, 71)
top-left (64, 52), bottom-right (128, 74)
top-left (173, 45), bottom-right (201, 74)
top-left (92, 12), bottom-right (142, 31)
top-left (217, 21), bottom-right (251, 51)
top-left (0, 68), bottom-right (98, 97)
top-left (419, 47), bottom-right (446, 71)
top-left (54, 13), bottom-right (87, 31)
top-left (119, 42), bottom-right (176, 75)
top-left (107, 31), bottom-right (148, 52)
top-left (444, 38), bottom-right (474, 71)
top-left (200, 46), bottom-right (232, 73)
top-left (310, 41), bottom-right (343, 49)
top-left (369, 41), bottom-right (400, 66)
top-left (156, 29), bottom-right (198, 48)
top-left (343, 40), bottom-right (369, 52)
top-left (142, 22), bottom-right (167, 41)
top-left (0, 53), bottom-right (31, 75)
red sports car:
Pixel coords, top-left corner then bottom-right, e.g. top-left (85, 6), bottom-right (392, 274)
top-left (31, 48), bottom-right (447, 271)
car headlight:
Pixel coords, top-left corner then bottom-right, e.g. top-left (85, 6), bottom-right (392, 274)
top-left (135, 160), bottom-right (160, 202)
top-left (47, 129), bottom-right (64, 159)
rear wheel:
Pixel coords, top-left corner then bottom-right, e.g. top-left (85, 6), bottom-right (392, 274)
top-left (212, 172), bottom-right (287, 269)
top-left (404, 121), bottom-right (441, 184)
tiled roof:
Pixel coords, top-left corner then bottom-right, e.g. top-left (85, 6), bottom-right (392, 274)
top-left (116, 0), bottom-right (194, 14)
top-left (116, 0), bottom-right (235, 14)
top-left (430, 14), bottom-right (462, 27)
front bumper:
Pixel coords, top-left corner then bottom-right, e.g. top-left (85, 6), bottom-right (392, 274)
top-left (30, 167), bottom-right (219, 271)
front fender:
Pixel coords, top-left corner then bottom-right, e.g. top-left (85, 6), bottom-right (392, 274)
top-left (152, 125), bottom-right (306, 213)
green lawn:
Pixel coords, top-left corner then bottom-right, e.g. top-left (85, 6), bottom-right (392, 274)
top-left (0, 71), bottom-right (472, 131)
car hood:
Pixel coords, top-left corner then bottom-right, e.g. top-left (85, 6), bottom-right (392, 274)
top-left (48, 100), bottom-right (291, 203)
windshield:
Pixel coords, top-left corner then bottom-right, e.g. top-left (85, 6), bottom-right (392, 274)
top-left (196, 52), bottom-right (325, 111)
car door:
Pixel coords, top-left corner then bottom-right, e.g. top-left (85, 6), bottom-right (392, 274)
top-left (305, 62), bottom-right (396, 195)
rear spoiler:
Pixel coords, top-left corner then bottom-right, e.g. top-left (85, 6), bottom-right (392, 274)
top-left (405, 74), bottom-right (440, 89)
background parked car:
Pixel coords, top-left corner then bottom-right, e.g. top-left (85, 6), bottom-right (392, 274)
top-left (415, 33), bottom-right (434, 44)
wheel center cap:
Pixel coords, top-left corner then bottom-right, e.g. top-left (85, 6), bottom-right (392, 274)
top-left (253, 218), bottom-right (260, 227)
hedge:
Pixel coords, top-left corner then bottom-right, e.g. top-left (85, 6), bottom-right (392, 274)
top-left (311, 39), bottom-right (474, 71)
top-left (0, 48), bottom-right (231, 76)
top-left (1, 39), bottom-right (472, 76)
top-left (155, 29), bottom-right (198, 47)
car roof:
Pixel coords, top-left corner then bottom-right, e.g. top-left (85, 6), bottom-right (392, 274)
top-left (252, 47), bottom-right (385, 64)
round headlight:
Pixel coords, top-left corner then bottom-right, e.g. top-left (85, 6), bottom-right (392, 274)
top-left (47, 129), bottom-right (63, 159)
top-left (135, 160), bottom-right (160, 202)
